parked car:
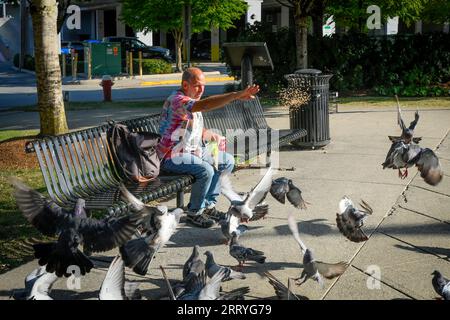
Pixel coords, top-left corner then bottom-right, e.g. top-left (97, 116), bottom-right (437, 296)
top-left (103, 37), bottom-right (173, 63)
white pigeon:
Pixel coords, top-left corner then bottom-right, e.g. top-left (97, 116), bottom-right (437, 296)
top-left (220, 167), bottom-right (273, 221)
top-left (99, 255), bottom-right (142, 300)
top-left (27, 267), bottom-right (58, 300)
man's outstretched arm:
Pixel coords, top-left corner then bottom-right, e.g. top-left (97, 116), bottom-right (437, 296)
top-left (191, 84), bottom-right (260, 113)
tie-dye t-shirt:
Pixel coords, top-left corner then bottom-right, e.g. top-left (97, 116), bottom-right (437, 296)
top-left (157, 90), bottom-right (204, 160)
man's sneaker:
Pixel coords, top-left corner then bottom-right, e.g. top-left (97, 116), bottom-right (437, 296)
top-left (186, 213), bottom-right (215, 228)
top-left (203, 207), bottom-right (227, 222)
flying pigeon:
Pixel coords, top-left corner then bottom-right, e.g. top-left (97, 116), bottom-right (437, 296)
top-left (388, 96), bottom-right (421, 144)
top-left (219, 212), bottom-right (248, 244)
top-left (99, 255), bottom-right (142, 300)
top-left (220, 167), bottom-right (273, 221)
top-left (119, 185), bottom-right (183, 275)
top-left (229, 232), bottom-right (266, 270)
top-left (12, 266), bottom-right (58, 300)
top-left (382, 141), bottom-right (443, 185)
top-left (287, 212), bottom-right (348, 288)
top-left (204, 250), bottom-right (246, 282)
top-left (431, 270), bottom-right (450, 300)
top-left (120, 207), bottom-right (183, 276)
top-left (264, 271), bottom-right (305, 300)
top-left (270, 177), bottom-right (309, 210)
top-left (10, 177), bottom-right (142, 277)
top-left (336, 196), bottom-right (373, 243)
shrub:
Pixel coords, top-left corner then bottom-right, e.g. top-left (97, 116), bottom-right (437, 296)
top-left (228, 23), bottom-right (450, 97)
top-left (132, 58), bottom-right (172, 75)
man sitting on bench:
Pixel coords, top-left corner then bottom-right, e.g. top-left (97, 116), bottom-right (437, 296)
top-left (157, 67), bottom-right (260, 228)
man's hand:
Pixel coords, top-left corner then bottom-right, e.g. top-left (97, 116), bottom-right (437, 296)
top-left (238, 84), bottom-right (260, 100)
top-left (203, 129), bottom-right (224, 143)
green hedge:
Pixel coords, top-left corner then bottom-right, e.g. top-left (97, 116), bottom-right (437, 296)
top-left (132, 58), bottom-right (172, 75)
top-left (228, 22), bottom-right (450, 97)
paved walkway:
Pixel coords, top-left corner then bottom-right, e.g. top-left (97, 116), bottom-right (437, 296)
top-left (0, 105), bottom-right (449, 300)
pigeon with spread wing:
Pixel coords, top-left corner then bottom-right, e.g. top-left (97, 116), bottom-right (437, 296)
top-left (336, 196), bottom-right (373, 243)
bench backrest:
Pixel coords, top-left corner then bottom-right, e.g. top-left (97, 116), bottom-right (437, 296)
top-left (25, 125), bottom-right (121, 208)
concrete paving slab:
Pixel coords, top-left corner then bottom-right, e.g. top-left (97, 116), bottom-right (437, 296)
top-left (324, 266), bottom-right (411, 300)
top-left (338, 231), bottom-right (450, 300)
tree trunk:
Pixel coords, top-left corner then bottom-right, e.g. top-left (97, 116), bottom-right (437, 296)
top-left (30, 0), bottom-right (68, 135)
top-left (312, 15), bottom-right (323, 37)
top-left (295, 15), bottom-right (308, 69)
top-left (173, 30), bottom-right (183, 72)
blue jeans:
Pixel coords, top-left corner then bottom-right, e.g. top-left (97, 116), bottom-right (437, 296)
top-left (161, 149), bottom-right (234, 215)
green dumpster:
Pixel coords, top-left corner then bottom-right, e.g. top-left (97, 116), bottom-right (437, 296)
top-left (84, 42), bottom-right (121, 77)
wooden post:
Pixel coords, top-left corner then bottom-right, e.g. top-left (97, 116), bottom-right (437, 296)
top-left (62, 53), bottom-right (66, 77)
top-left (129, 51), bottom-right (133, 76)
top-left (73, 52), bottom-right (78, 81)
top-left (139, 51), bottom-right (143, 77)
top-left (125, 50), bottom-right (129, 75)
top-left (87, 47), bottom-right (92, 80)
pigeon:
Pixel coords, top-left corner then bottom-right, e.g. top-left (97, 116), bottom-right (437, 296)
top-left (10, 177), bottom-right (142, 277)
top-left (264, 271), bottom-right (305, 300)
top-left (431, 270), bottom-right (450, 300)
top-left (219, 212), bottom-right (248, 244)
top-left (182, 245), bottom-right (205, 282)
top-left (250, 202), bottom-right (270, 221)
top-left (270, 177), bottom-right (308, 210)
top-left (220, 167), bottom-right (273, 221)
top-left (287, 212), bottom-right (348, 288)
top-left (119, 184), bottom-right (168, 235)
top-left (229, 232), bottom-right (266, 269)
top-left (99, 255), bottom-right (142, 300)
top-left (388, 96), bottom-right (421, 144)
top-left (382, 141), bottom-right (443, 185)
top-left (119, 202), bottom-right (183, 276)
top-left (12, 266), bottom-right (58, 300)
top-left (336, 196), bottom-right (373, 243)
top-left (204, 251), bottom-right (246, 282)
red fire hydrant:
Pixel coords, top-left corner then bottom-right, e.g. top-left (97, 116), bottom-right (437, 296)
top-left (100, 75), bottom-right (114, 102)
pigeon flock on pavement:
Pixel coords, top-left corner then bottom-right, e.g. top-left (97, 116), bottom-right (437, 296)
top-left (8, 98), bottom-right (446, 300)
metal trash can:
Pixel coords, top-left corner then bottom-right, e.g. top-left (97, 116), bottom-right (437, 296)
top-left (284, 69), bottom-right (333, 149)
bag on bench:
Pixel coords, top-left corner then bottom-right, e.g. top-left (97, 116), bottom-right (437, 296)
top-left (108, 123), bottom-right (161, 183)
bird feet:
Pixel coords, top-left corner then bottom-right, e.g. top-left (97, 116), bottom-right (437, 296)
top-left (398, 168), bottom-right (408, 179)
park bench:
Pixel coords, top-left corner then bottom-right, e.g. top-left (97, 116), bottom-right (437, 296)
top-left (25, 96), bottom-right (306, 215)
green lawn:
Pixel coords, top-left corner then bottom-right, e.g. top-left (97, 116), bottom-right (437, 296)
top-left (0, 130), bottom-right (40, 143)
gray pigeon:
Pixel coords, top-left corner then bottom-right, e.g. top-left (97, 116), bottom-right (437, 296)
top-left (99, 255), bottom-right (142, 300)
top-left (12, 266), bottom-right (58, 300)
top-left (270, 177), bottom-right (308, 210)
top-left (336, 196), bottom-right (373, 243)
top-left (220, 167), bottom-right (273, 221)
top-left (229, 232), bottom-right (266, 269)
top-left (288, 212), bottom-right (348, 288)
top-left (219, 212), bottom-right (248, 244)
top-left (432, 270), bottom-right (450, 300)
top-left (10, 177), bottom-right (142, 277)
top-left (183, 245), bottom-right (205, 282)
top-left (382, 141), bottom-right (443, 185)
top-left (264, 271), bottom-right (305, 300)
top-left (204, 251), bottom-right (246, 282)
top-left (120, 206), bottom-right (183, 276)
top-left (388, 96), bottom-right (421, 144)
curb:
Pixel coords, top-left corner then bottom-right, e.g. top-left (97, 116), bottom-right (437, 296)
top-left (11, 66), bottom-right (36, 75)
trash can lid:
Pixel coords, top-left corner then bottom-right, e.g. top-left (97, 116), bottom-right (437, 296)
top-left (294, 69), bottom-right (322, 75)
top-left (102, 75), bottom-right (112, 81)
